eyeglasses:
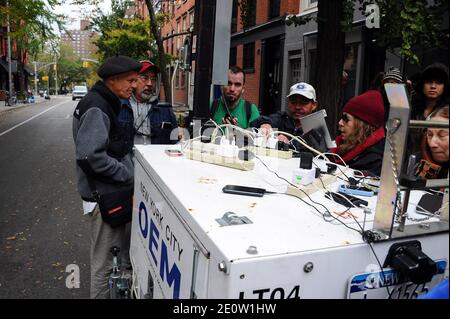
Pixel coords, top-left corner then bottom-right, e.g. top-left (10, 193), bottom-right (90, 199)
top-left (139, 75), bottom-right (158, 83)
top-left (341, 113), bottom-right (351, 123)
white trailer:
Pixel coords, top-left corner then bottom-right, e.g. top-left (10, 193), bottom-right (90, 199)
top-left (129, 144), bottom-right (448, 299)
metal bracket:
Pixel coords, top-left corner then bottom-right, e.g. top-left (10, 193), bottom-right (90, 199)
top-left (216, 212), bottom-right (253, 226)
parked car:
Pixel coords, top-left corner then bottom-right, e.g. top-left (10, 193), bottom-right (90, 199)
top-left (72, 85), bottom-right (88, 101)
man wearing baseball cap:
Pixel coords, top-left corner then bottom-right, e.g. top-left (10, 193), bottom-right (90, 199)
top-left (130, 60), bottom-right (178, 145)
top-left (269, 82), bottom-right (327, 153)
top-left (73, 55), bottom-right (141, 298)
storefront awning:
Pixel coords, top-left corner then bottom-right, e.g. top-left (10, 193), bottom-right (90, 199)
top-left (24, 65), bottom-right (34, 76)
top-left (0, 59), bottom-right (17, 73)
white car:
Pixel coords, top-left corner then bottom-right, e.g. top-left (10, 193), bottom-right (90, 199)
top-left (72, 85), bottom-right (88, 100)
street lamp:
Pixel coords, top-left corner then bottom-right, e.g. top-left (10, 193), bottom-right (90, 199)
top-left (6, 0), bottom-right (13, 95)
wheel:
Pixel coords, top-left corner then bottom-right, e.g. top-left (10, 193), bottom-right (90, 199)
top-left (8, 97), bottom-right (17, 106)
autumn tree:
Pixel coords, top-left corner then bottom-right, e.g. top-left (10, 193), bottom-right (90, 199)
top-left (0, 0), bottom-right (64, 94)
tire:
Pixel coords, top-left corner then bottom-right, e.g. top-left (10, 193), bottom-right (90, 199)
top-left (8, 97), bottom-right (17, 106)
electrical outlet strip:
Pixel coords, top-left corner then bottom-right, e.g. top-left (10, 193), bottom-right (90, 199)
top-left (183, 148), bottom-right (255, 171)
top-left (189, 141), bottom-right (221, 154)
top-left (247, 146), bottom-right (293, 159)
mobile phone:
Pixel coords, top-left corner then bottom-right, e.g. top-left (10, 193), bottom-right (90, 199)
top-left (165, 149), bottom-right (183, 157)
top-left (338, 184), bottom-right (374, 197)
top-left (326, 191), bottom-right (368, 208)
top-left (222, 185), bottom-right (266, 197)
top-left (416, 193), bottom-right (443, 215)
top-left (224, 113), bottom-right (236, 124)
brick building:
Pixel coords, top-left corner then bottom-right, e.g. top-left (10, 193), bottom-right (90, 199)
top-left (134, 0), bottom-right (300, 113)
top-left (1, 23), bottom-right (32, 93)
top-left (60, 20), bottom-right (95, 59)
top-left (230, 0), bottom-right (300, 115)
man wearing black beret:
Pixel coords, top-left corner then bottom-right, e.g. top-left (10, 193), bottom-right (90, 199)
top-left (72, 55), bottom-right (141, 298)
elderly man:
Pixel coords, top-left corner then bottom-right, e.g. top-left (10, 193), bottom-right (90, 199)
top-left (269, 82), bottom-right (327, 153)
top-left (130, 60), bottom-right (178, 145)
top-left (73, 55), bottom-right (141, 298)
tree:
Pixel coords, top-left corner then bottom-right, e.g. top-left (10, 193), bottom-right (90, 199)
top-left (144, 0), bottom-right (172, 104)
top-left (0, 0), bottom-right (64, 93)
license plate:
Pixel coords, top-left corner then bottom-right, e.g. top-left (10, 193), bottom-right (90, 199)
top-left (347, 259), bottom-right (447, 299)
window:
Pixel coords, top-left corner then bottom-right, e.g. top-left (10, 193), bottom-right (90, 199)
top-left (269, 0), bottom-right (280, 19)
top-left (231, 0), bottom-right (238, 33)
top-left (189, 10), bottom-right (195, 29)
top-left (290, 57), bottom-right (302, 86)
top-left (243, 42), bottom-right (255, 72)
top-left (171, 30), bottom-right (174, 54)
top-left (229, 47), bottom-right (237, 67)
top-left (246, 0), bottom-right (257, 28)
top-left (177, 19), bottom-right (181, 50)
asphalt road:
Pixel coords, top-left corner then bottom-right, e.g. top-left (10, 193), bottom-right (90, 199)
top-left (0, 96), bottom-right (90, 298)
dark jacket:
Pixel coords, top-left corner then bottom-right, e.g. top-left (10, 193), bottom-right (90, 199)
top-left (331, 127), bottom-right (385, 176)
top-left (72, 81), bottom-right (134, 201)
top-left (131, 98), bottom-right (179, 145)
top-left (269, 111), bottom-right (328, 154)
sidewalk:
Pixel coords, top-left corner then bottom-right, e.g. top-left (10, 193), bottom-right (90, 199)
top-left (0, 96), bottom-right (49, 116)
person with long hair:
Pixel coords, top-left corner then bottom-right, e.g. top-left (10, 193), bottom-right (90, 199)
top-left (411, 63), bottom-right (449, 120)
top-left (415, 105), bottom-right (449, 180)
top-left (330, 90), bottom-right (385, 176)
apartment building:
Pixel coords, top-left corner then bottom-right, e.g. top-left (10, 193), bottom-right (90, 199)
top-left (61, 19), bottom-right (94, 59)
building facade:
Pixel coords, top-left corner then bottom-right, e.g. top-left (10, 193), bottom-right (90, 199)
top-left (1, 24), bottom-right (32, 93)
top-left (60, 20), bottom-right (94, 59)
top-left (230, 0), bottom-right (300, 115)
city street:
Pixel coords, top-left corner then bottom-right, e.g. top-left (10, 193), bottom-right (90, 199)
top-left (0, 96), bottom-right (90, 298)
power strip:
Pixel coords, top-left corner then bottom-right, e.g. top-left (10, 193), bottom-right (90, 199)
top-left (247, 146), bottom-right (293, 159)
top-left (183, 148), bottom-right (255, 171)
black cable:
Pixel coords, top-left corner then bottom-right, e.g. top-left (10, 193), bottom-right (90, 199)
top-left (263, 155), bottom-right (393, 298)
top-left (256, 156), bottom-right (363, 234)
top-left (349, 211), bottom-right (393, 298)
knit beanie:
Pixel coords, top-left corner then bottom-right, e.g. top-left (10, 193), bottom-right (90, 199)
top-left (343, 90), bottom-right (385, 128)
top-left (383, 67), bottom-right (403, 83)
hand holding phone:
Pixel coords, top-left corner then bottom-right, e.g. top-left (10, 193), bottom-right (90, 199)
top-left (223, 113), bottom-right (237, 125)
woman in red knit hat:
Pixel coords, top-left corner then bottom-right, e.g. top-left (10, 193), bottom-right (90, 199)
top-left (330, 90), bottom-right (385, 176)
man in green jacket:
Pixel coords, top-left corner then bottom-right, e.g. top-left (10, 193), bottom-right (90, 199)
top-left (210, 66), bottom-right (271, 130)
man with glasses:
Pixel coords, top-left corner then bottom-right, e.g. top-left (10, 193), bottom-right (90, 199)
top-left (130, 60), bottom-right (178, 145)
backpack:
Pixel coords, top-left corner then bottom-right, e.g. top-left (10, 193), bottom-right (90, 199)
top-left (210, 99), bottom-right (253, 126)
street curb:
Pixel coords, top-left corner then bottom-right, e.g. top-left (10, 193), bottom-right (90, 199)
top-left (0, 99), bottom-right (49, 117)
